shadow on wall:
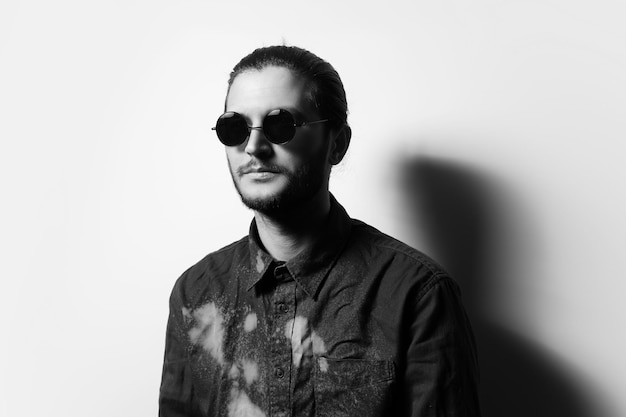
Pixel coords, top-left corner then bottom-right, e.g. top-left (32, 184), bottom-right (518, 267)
top-left (400, 156), bottom-right (611, 417)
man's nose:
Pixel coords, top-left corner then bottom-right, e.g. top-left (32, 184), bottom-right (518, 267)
top-left (244, 127), bottom-right (273, 157)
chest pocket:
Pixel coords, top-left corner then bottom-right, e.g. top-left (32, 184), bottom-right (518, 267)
top-left (313, 358), bottom-right (396, 417)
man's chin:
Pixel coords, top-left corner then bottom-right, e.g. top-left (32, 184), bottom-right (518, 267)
top-left (238, 189), bottom-right (313, 214)
top-left (240, 194), bottom-right (285, 213)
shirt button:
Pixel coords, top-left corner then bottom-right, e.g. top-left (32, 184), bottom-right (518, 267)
top-left (274, 367), bottom-right (285, 378)
top-left (278, 303), bottom-right (288, 313)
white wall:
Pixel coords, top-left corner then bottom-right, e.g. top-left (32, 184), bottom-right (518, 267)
top-left (1, 1), bottom-right (624, 416)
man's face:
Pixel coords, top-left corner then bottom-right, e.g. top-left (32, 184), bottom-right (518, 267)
top-left (224, 66), bottom-right (332, 213)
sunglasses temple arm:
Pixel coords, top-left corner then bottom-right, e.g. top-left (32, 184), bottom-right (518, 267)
top-left (299, 119), bottom-right (329, 127)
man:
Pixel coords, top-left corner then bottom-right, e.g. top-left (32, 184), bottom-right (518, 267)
top-left (159, 45), bottom-right (480, 417)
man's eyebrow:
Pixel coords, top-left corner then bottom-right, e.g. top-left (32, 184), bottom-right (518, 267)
top-left (281, 107), bottom-right (305, 118)
top-left (224, 109), bottom-right (252, 123)
top-left (283, 107), bottom-right (321, 121)
top-left (223, 106), bottom-right (314, 123)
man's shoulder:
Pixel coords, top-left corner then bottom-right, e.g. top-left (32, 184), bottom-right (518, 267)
top-left (172, 235), bottom-right (249, 292)
top-left (348, 218), bottom-right (450, 280)
top-left (203, 234), bottom-right (250, 264)
top-left (344, 218), bottom-right (459, 303)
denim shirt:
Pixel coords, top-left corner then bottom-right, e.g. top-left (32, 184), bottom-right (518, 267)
top-left (159, 198), bottom-right (480, 417)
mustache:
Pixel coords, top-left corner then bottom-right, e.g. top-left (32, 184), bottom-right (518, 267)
top-left (236, 161), bottom-right (285, 175)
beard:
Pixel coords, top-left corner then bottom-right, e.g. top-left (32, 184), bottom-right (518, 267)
top-left (229, 146), bottom-right (329, 215)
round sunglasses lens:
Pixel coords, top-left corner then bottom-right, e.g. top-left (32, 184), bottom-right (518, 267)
top-left (264, 109), bottom-right (296, 144)
top-left (216, 113), bottom-right (248, 146)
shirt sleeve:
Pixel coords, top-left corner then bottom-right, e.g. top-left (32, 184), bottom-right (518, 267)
top-left (159, 282), bottom-right (203, 417)
top-left (403, 275), bottom-right (481, 417)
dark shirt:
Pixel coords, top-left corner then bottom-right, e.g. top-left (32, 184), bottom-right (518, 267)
top-left (159, 197), bottom-right (480, 417)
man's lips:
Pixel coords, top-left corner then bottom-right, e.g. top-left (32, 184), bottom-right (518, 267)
top-left (238, 164), bottom-right (282, 175)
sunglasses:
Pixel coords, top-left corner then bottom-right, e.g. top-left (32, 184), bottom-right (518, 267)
top-left (212, 108), bottom-right (329, 146)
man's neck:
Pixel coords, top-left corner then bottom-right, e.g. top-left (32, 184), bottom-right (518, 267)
top-left (254, 190), bottom-right (331, 262)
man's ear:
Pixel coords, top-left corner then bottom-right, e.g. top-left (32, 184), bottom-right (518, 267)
top-left (328, 125), bottom-right (352, 165)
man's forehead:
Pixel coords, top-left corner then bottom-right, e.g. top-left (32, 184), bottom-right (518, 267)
top-left (226, 66), bottom-right (316, 114)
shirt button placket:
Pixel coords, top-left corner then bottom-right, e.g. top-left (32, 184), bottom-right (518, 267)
top-left (268, 269), bottom-right (296, 417)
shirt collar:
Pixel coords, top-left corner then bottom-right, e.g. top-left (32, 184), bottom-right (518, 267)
top-left (243, 194), bottom-right (352, 299)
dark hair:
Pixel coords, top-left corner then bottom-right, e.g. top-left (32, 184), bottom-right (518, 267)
top-left (227, 45), bottom-right (348, 129)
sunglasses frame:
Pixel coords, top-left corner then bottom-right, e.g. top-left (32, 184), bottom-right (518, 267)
top-left (212, 108), bottom-right (329, 146)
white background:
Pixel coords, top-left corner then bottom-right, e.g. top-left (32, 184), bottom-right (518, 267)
top-left (1, 1), bottom-right (625, 416)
